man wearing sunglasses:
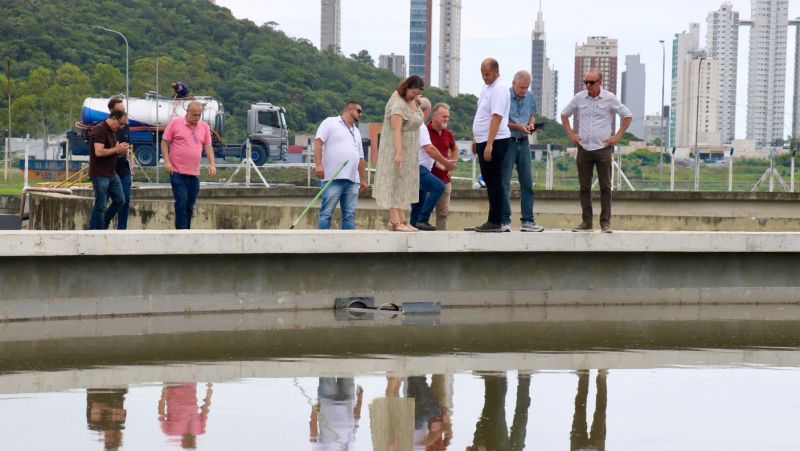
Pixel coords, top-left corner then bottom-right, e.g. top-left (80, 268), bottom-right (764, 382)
top-left (314, 101), bottom-right (367, 230)
top-left (560, 70), bottom-right (632, 233)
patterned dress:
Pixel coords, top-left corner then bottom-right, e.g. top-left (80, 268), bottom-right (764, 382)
top-left (373, 92), bottom-right (423, 209)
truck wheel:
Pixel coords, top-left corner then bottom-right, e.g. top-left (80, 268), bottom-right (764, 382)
top-left (251, 144), bottom-right (268, 166)
top-left (135, 144), bottom-right (157, 167)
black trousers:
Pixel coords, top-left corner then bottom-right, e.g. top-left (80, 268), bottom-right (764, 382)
top-left (576, 146), bottom-right (613, 227)
top-left (476, 138), bottom-right (510, 225)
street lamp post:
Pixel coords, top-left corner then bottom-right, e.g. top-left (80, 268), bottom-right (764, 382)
top-left (5, 58), bottom-right (11, 182)
top-left (693, 57), bottom-right (707, 192)
top-left (659, 40), bottom-right (666, 190)
top-left (94, 26), bottom-right (129, 111)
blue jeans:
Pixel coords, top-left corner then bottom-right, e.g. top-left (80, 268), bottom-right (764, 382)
top-left (170, 173), bottom-right (200, 229)
top-left (410, 165), bottom-right (445, 226)
top-left (319, 179), bottom-right (359, 230)
top-left (117, 174), bottom-right (132, 230)
top-left (501, 139), bottom-right (535, 225)
top-left (89, 175), bottom-right (125, 230)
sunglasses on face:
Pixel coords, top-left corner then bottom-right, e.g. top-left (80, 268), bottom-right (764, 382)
top-left (583, 80), bottom-right (600, 86)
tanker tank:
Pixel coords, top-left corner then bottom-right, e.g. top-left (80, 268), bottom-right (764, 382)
top-left (80, 94), bottom-right (222, 132)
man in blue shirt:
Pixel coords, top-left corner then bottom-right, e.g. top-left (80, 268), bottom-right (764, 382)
top-left (501, 70), bottom-right (543, 232)
top-left (171, 82), bottom-right (191, 99)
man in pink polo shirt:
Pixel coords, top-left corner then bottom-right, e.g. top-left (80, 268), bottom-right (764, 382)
top-left (161, 101), bottom-right (217, 229)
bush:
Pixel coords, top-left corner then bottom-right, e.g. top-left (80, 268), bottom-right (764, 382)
top-left (625, 149), bottom-right (660, 166)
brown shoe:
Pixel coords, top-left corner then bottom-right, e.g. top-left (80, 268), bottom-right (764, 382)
top-left (601, 225), bottom-right (613, 233)
top-left (474, 222), bottom-right (503, 233)
top-left (572, 223), bottom-right (593, 232)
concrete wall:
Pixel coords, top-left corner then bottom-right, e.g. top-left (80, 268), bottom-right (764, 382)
top-left (27, 187), bottom-right (800, 232)
top-left (0, 195), bottom-right (20, 214)
top-left (1, 231), bottom-right (800, 321)
top-left (2, 305), bottom-right (800, 391)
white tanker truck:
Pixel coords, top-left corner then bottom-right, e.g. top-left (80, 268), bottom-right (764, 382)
top-left (61, 92), bottom-right (288, 166)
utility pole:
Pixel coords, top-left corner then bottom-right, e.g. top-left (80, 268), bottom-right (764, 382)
top-left (659, 40), bottom-right (666, 190)
top-left (693, 57), bottom-right (706, 192)
top-left (5, 58), bottom-right (11, 182)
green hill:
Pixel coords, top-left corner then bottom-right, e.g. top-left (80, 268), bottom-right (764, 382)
top-left (0, 0), bottom-right (575, 146)
top-left (0, 0), bottom-right (479, 142)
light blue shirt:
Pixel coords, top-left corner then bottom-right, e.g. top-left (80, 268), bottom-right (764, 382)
top-left (508, 88), bottom-right (537, 138)
top-left (561, 89), bottom-right (633, 151)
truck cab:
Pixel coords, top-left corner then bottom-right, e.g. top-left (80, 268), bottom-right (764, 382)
top-left (246, 103), bottom-right (289, 163)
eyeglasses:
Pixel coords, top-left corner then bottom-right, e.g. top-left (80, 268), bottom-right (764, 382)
top-left (355, 109), bottom-right (363, 115)
top-left (583, 80), bottom-right (600, 86)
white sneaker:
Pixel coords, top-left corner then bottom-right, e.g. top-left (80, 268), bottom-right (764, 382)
top-left (500, 223), bottom-right (512, 232)
top-left (521, 221), bottom-right (544, 232)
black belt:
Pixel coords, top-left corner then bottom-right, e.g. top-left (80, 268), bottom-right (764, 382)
top-left (510, 136), bottom-right (528, 142)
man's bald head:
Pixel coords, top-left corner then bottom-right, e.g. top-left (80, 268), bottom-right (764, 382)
top-left (480, 58), bottom-right (500, 85)
top-left (585, 69), bottom-right (603, 82)
top-left (481, 58), bottom-right (499, 72)
top-left (186, 101), bottom-right (204, 125)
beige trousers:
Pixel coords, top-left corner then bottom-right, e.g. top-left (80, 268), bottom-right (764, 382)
top-left (434, 182), bottom-right (452, 230)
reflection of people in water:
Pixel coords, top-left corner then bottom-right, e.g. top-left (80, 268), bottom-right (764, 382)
top-left (370, 376), bottom-right (415, 451)
top-left (570, 369), bottom-right (608, 451)
top-left (86, 388), bottom-right (128, 450)
top-left (406, 375), bottom-right (450, 450)
top-left (158, 382), bottom-right (213, 449)
top-left (468, 372), bottom-right (531, 451)
top-left (430, 374), bottom-right (454, 450)
top-left (310, 377), bottom-right (363, 449)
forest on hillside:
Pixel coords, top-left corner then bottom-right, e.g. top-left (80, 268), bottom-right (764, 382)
top-left (0, 0), bottom-right (585, 149)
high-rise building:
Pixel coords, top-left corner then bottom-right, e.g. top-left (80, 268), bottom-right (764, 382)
top-left (540, 60), bottom-right (558, 120)
top-left (645, 112), bottom-right (664, 144)
top-left (670, 23), bottom-right (701, 148)
top-left (707, 2), bottom-right (740, 145)
top-left (676, 53), bottom-right (721, 148)
top-left (793, 18), bottom-right (800, 142)
top-left (439, 0), bottom-right (461, 96)
top-left (574, 37), bottom-right (618, 94)
top-left (621, 54), bottom-right (646, 139)
top-left (574, 36), bottom-right (618, 128)
top-left (530, 3), bottom-right (558, 120)
top-left (409, 0), bottom-right (432, 85)
top-left (531, 4), bottom-right (547, 115)
top-left (746, 0), bottom-right (788, 147)
top-left (379, 53), bottom-right (407, 78)
top-left (320, 0), bottom-right (341, 52)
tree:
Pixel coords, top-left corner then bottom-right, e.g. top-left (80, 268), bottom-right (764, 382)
top-left (132, 56), bottom-right (188, 98)
top-left (0, 73), bottom-right (8, 100)
top-left (93, 63), bottom-right (124, 95)
top-left (349, 50), bottom-right (374, 66)
top-left (0, 0), bottom-right (480, 140)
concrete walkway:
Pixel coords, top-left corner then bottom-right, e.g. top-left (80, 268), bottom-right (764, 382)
top-left (1, 230), bottom-right (800, 320)
top-left (2, 229), bottom-right (800, 256)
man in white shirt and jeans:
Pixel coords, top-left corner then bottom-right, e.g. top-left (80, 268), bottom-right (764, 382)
top-left (314, 101), bottom-right (368, 229)
top-left (469, 58), bottom-right (512, 233)
top-left (561, 69), bottom-right (632, 233)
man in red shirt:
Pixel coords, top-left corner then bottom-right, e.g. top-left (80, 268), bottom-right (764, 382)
top-left (428, 103), bottom-right (459, 230)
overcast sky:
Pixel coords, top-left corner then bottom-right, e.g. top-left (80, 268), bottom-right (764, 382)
top-left (217, 0), bottom-right (799, 139)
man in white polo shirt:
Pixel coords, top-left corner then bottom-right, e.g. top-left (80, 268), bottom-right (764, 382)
top-left (314, 101), bottom-right (368, 229)
top-left (410, 97), bottom-right (457, 231)
top-left (469, 58), bottom-right (512, 233)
